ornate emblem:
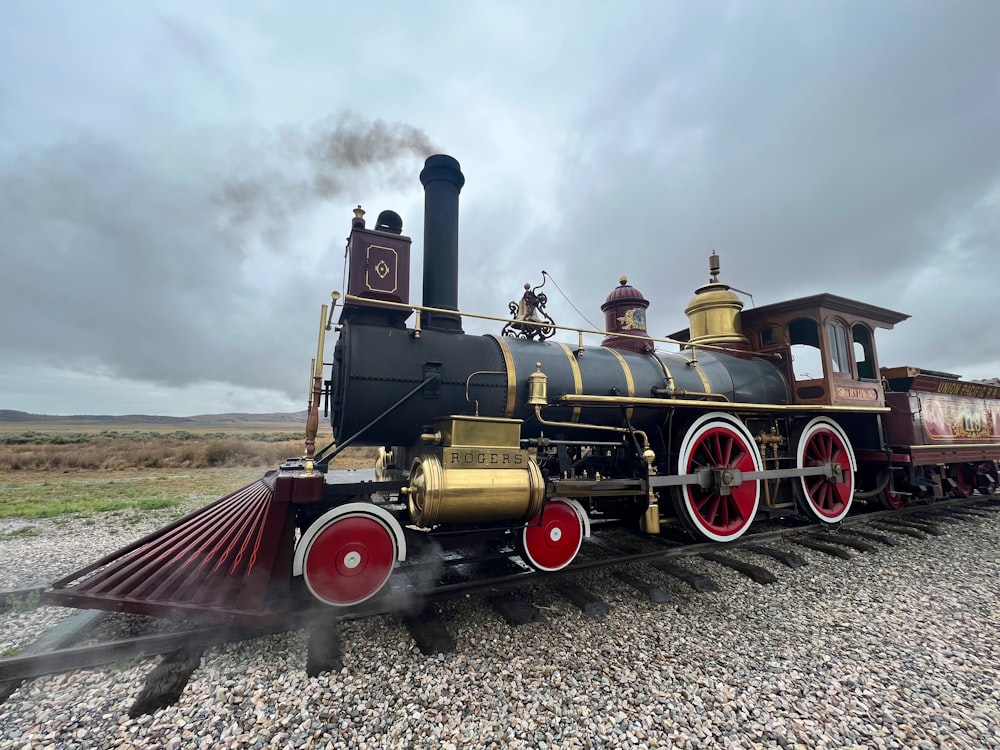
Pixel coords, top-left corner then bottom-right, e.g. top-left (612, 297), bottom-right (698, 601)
top-left (617, 308), bottom-right (646, 331)
top-left (502, 275), bottom-right (556, 340)
top-left (374, 259), bottom-right (390, 279)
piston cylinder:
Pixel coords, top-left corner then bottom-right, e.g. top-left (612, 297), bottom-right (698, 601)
top-left (404, 451), bottom-right (545, 527)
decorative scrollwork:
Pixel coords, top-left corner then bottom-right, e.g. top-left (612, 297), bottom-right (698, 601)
top-left (501, 275), bottom-right (556, 340)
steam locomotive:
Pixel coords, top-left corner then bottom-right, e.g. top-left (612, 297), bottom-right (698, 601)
top-left (49, 155), bottom-right (1000, 624)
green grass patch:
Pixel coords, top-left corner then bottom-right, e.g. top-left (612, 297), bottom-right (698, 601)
top-left (0, 467), bottom-right (266, 520)
top-left (0, 448), bottom-right (373, 521)
top-left (0, 525), bottom-right (38, 541)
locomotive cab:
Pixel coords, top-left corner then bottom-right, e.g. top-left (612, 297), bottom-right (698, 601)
top-left (740, 295), bottom-right (907, 409)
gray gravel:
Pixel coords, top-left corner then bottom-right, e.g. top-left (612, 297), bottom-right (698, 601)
top-left (1, 505), bottom-right (999, 749)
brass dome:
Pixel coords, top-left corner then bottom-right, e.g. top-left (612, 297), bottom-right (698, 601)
top-left (683, 252), bottom-right (749, 348)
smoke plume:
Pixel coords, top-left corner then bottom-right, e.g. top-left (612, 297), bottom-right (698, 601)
top-left (216, 112), bottom-right (436, 247)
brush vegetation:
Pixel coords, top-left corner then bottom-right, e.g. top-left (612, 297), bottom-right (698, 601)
top-left (0, 418), bottom-right (375, 519)
top-left (0, 435), bottom-right (306, 471)
top-left (0, 420), bottom-right (328, 472)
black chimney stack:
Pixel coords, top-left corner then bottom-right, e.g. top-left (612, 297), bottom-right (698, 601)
top-left (419, 154), bottom-right (465, 332)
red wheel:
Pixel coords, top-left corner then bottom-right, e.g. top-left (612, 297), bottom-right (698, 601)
top-left (674, 413), bottom-right (762, 542)
top-left (878, 485), bottom-right (907, 510)
top-left (294, 504), bottom-right (403, 606)
top-left (519, 499), bottom-right (587, 572)
top-left (951, 464), bottom-right (975, 498)
top-left (795, 417), bottom-right (855, 522)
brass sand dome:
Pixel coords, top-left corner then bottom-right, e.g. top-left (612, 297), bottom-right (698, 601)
top-left (684, 252), bottom-right (749, 348)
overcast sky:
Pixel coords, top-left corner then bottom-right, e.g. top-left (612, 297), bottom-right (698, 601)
top-left (2, 1), bottom-right (998, 416)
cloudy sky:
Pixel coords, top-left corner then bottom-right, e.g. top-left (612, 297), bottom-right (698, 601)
top-left (2, 1), bottom-right (998, 416)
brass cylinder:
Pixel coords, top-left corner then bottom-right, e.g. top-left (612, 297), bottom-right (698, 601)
top-left (527, 362), bottom-right (548, 406)
top-left (405, 454), bottom-right (545, 527)
top-left (641, 501), bottom-right (661, 534)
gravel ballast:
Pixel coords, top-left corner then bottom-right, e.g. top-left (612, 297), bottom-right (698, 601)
top-left (1, 505), bottom-right (998, 749)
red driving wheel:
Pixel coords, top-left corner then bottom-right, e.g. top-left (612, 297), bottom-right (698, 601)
top-left (674, 413), bottom-right (762, 542)
top-left (795, 417), bottom-right (856, 522)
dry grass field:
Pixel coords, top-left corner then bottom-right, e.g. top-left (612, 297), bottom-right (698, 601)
top-left (0, 416), bottom-right (322, 472)
top-left (0, 416), bottom-right (374, 523)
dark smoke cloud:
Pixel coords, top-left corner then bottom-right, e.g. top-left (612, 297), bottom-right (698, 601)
top-left (216, 113), bottom-right (436, 247)
top-left (0, 113), bottom-right (436, 400)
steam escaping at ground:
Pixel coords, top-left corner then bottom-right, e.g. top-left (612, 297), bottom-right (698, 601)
top-left (0, 113), bottom-right (437, 403)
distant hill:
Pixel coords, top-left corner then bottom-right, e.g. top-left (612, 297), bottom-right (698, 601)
top-left (0, 409), bottom-right (308, 426)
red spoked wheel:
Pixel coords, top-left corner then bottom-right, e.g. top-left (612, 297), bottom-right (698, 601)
top-left (674, 413), bottom-right (763, 542)
top-left (795, 417), bottom-right (856, 523)
top-left (294, 503), bottom-right (405, 606)
top-left (878, 484), bottom-right (907, 510)
top-left (519, 499), bottom-right (588, 572)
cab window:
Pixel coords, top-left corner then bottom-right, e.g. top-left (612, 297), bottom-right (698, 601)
top-left (827, 320), bottom-right (850, 374)
top-left (789, 317), bottom-right (822, 382)
top-left (852, 324), bottom-right (877, 380)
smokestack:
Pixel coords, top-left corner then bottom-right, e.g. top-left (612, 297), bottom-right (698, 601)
top-left (419, 154), bottom-right (465, 332)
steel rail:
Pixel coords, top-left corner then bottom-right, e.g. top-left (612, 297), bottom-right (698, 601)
top-left (0, 620), bottom-right (295, 683)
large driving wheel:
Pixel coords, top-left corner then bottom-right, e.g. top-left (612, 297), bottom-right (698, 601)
top-left (293, 503), bottom-right (406, 606)
top-left (794, 417), bottom-right (856, 523)
top-left (519, 499), bottom-right (589, 572)
top-left (673, 412), bottom-right (763, 542)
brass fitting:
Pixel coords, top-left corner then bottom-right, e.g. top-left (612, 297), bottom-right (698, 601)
top-left (641, 447), bottom-right (660, 534)
top-left (527, 362), bottom-right (548, 406)
top-left (755, 426), bottom-right (784, 457)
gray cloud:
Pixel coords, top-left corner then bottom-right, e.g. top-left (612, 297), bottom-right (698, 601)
top-left (2, 1), bottom-right (999, 414)
top-left (493, 2), bottom-right (1000, 377)
top-left (0, 114), bottom-right (435, 401)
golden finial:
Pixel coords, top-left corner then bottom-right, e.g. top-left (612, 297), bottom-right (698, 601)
top-left (620, 275), bottom-right (628, 286)
top-left (353, 205), bottom-right (365, 219)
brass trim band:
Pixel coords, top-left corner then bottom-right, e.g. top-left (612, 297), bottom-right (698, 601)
top-left (689, 360), bottom-right (712, 394)
top-left (555, 393), bottom-right (890, 414)
top-left (557, 342), bottom-right (583, 422)
top-left (605, 347), bottom-right (635, 422)
top-left (487, 334), bottom-right (517, 419)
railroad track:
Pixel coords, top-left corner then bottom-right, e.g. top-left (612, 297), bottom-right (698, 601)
top-left (1, 496), bottom-right (997, 716)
